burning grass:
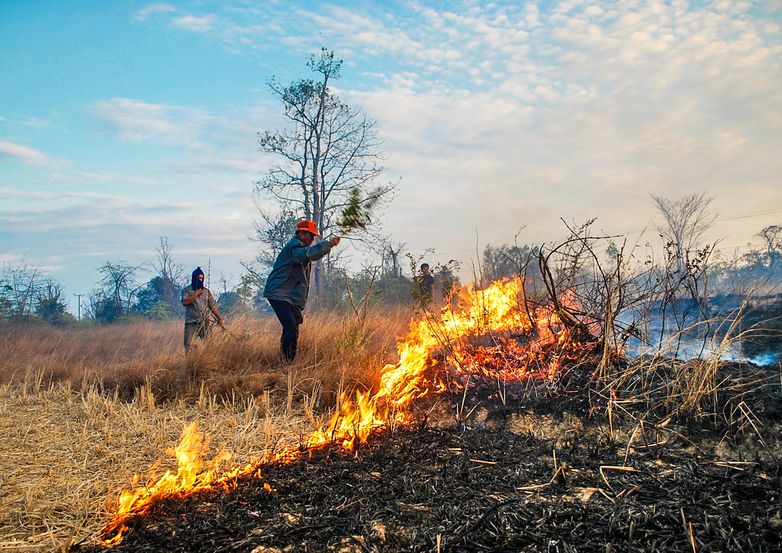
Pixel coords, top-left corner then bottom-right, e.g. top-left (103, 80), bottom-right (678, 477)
top-left (2, 279), bottom-right (781, 551)
top-left (0, 376), bottom-right (312, 552)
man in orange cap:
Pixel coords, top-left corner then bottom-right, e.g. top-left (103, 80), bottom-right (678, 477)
top-left (263, 220), bottom-right (340, 362)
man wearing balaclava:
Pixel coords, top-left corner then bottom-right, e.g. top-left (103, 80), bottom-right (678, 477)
top-left (181, 267), bottom-right (223, 353)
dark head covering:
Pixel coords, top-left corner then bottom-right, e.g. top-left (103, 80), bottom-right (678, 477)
top-left (191, 267), bottom-right (204, 290)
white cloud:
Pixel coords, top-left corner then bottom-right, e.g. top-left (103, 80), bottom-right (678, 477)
top-left (333, 0), bottom-right (782, 251)
top-left (0, 141), bottom-right (49, 165)
top-left (172, 14), bottom-right (216, 32)
top-left (106, 2), bottom-right (782, 251)
top-left (133, 3), bottom-right (176, 21)
top-left (89, 98), bottom-right (211, 146)
top-left (85, 99), bottom-right (272, 190)
top-left (0, 186), bottom-right (50, 200)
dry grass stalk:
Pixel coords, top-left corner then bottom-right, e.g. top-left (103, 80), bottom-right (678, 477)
top-left (0, 309), bottom-right (409, 405)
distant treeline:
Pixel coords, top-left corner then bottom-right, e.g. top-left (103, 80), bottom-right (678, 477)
top-left (2, 222), bottom-right (779, 330)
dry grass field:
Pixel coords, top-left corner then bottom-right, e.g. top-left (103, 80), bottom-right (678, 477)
top-left (0, 309), bottom-right (411, 552)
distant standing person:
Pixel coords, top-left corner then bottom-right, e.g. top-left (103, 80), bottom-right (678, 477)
top-left (181, 267), bottom-right (223, 353)
top-left (263, 220), bottom-right (340, 363)
top-left (418, 263), bottom-right (436, 300)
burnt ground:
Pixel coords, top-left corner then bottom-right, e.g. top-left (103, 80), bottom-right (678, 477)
top-left (78, 367), bottom-right (782, 553)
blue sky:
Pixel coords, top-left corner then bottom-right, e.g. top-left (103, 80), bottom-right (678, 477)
top-left (2, 0), bottom-right (781, 312)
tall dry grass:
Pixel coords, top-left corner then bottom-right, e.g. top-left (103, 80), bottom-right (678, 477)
top-left (0, 307), bottom-right (411, 551)
top-left (0, 307), bottom-right (411, 407)
top-left (0, 372), bottom-right (316, 551)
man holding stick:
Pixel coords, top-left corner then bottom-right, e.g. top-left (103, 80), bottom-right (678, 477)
top-left (263, 220), bottom-right (340, 363)
top-left (181, 267), bottom-right (223, 353)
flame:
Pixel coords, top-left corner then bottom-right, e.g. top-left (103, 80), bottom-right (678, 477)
top-left (102, 421), bottom-right (264, 543)
top-left (307, 277), bottom-right (594, 449)
top-left (102, 277), bottom-right (605, 543)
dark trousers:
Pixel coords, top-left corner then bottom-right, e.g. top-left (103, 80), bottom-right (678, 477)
top-left (267, 299), bottom-right (303, 362)
top-left (184, 321), bottom-right (209, 353)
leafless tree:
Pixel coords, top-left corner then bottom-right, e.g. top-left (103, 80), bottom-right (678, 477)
top-left (255, 49), bottom-right (394, 295)
top-left (1, 260), bottom-right (43, 321)
top-left (153, 237), bottom-right (185, 315)
top-left (383, 240), bottom-right (407, 279)
top-left (92, 261), bottom-right (146, 320)
top-left (756, 224), bottom-right (782, 275)
top-left (652, 193), bottom-right (718, 321)
top-left (35, 278), bottom-right (70, 324)
top-left (155, 237), bottom-right (184, 285)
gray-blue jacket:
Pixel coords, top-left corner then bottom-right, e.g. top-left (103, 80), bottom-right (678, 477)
top-left (262, 236), bottom-right (333, 310)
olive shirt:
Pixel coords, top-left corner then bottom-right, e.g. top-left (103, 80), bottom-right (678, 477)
top-left (181, 286), bottom-right (217, 324)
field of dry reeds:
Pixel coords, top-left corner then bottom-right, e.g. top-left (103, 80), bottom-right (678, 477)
top-left (0, 308), bottom-right (411, 552)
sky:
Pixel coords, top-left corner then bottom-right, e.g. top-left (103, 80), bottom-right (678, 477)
top-left (2, 0), bottom-right (781, 313)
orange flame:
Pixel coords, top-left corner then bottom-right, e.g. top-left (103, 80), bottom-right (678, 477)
top-left (102, 277), bottom-right (602, 543)
top-left (102, 421), bottom-right (262, 543)
top-left (307, 277), bottom-right (585, 449)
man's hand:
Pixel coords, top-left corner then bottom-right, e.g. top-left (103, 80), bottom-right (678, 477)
top-left (212, 306), bottom-right (223, 327)
top-left (330, 236), bottom-right (341, 247)
top-left (183, 288), bottom-right (203, 306)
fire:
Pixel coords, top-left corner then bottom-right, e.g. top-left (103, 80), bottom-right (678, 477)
top-left (102, 277), bottom-right (604, 543)
top-left (308, 277), bottom-right (596, 449)
top-left (102, 421), bottom-right (264, 543)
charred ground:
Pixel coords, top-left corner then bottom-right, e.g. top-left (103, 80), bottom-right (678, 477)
top-left (79, 363), bottom-right (782, 553)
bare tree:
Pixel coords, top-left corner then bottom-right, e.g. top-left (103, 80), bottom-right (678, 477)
top-left (255, 49), bottom-right (394, 295)
top-left (652, 193), bottom-right (718, 321)
top-left (383, 240), bottom-right (407, 279)
top-left (155, 237), bottom-right (184, 285)
top-left (35, 278), bottom-right (70, 324)
top-left (756, 224), bottom-right (782, 275)
top-left (256, 48), bottom-right (392, 236)
top-left (1, 260), bottom-right (43, 322)
top-left (0, 261), bottom-right (71, 324)
top-left (91, 261), bottom-right (146, 321)
top-left (152, 237), bottom-right (185, 316)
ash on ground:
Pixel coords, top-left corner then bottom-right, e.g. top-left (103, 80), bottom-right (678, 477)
top-left (80, 364), bottom-right (782, 553)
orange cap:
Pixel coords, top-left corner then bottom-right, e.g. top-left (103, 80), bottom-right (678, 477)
top-left (296, 220), bottom-right (321, 237)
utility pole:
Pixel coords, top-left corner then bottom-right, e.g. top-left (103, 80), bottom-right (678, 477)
top-left (73, 294), bottom-right (83, 320)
